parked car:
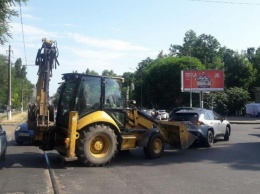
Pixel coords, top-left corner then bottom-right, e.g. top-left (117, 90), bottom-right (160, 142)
top-left (0, 124), bottom-right (7, 161)
top-left (157, 110), bottom-right (169, 120)
top-left (169, 108), bottom-right (231, 147)
top-left (14, 122), bottom-right (34, 145)
top-left (139, 109), bottom-right (158, 122)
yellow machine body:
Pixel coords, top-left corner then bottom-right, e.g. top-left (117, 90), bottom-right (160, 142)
top-left (29, 39), bottom-right (196, 166)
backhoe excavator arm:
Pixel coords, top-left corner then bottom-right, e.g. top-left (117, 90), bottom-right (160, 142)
top-left (27, 38), bottom-right (59, 132)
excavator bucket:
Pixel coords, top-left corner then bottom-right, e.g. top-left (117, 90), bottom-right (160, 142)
top-left (158, 120), bottom-right (197, 149)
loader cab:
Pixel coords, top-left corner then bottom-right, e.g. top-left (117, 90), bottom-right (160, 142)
top-left (55, 73), bottom-right (125, 128)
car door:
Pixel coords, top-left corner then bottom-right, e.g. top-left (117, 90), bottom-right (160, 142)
top-left (204, 110), bottom-right (222, 136)
top-left (213, 111), bottom-right (226, 135)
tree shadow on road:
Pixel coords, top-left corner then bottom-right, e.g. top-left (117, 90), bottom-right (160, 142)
top-left (45, 140), bottom-right (260, 172)
top-left (110, 141), bottom-right (260, 171)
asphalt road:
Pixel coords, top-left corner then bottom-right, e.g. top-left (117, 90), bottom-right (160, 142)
top-left (0, 123), bottom-right (260, 194)
top-left (0, 124), bottom-right (53, 193)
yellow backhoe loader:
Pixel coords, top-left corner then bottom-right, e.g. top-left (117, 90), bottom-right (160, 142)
top-left (27, 39), bottom-right (196, 167)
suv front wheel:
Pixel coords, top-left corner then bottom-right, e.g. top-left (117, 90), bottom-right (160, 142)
top-left (204, 130), bottom-right (214, 147)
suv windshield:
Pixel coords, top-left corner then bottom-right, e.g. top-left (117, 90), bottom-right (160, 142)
top-left (75, 76), bottom-right (101, 116)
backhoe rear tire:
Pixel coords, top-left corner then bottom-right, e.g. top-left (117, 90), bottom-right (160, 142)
top-left (144, 132), bottom-right (164, 159)
top-left (76, 124), bottom-right (118, 167)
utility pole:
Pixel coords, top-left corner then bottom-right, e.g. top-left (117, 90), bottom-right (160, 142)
top-left (7, 45), bottom-right (12, 120)
top-left (189, 46), bottom-right (192, 108)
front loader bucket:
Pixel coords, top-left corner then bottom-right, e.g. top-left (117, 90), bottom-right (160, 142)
top-left (158, 121), bottom-right (197, 149)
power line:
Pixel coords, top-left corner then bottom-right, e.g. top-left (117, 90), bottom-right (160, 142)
top-left (185, 0), bottom-right (260, 5)
top-left (19, 3), bottom-right (28, 66)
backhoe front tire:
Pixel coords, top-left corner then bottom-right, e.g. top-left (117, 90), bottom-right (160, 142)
top-left (144, 132), bottom-right (164, 159)
top-left (76, 124), bottom-right (118, 167)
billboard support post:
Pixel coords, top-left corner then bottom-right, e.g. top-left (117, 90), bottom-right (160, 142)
top-left (200, 91), bottom-right (204, 108)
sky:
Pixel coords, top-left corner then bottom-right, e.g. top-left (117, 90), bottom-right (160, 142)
top-left (1, 0), bottom-right (260, 96)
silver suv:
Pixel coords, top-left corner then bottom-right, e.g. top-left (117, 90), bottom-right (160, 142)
top-left (170, 108), bottom-right (231, 147)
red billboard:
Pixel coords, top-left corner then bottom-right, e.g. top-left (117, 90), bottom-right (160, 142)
top-left (181, 70), bottom-right (224, 92)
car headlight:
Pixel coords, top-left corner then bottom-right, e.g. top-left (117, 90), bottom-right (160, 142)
top-left (15, 126), bottom-right (21, 131)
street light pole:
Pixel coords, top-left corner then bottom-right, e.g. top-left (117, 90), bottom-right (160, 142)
top-left (21, 89), bottom-right (23, 114)
top-left (7, 45), bottom-right (12, 120)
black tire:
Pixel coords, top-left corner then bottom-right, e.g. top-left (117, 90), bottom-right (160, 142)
top-left (144, 132), bottom-right (165, 159)
top-left (224, 126), bottom-right (230, 141)
top-left (204, 130), bottom-right (214, 147)
top-left (76, 124), bottom-right (118, 167)
top-left (0, 149), bottom-right (6, 161)
top-left (15, 140), bottom-right (24, 145)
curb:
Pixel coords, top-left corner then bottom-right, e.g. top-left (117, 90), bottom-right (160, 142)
top-left (0, 113), bottom-right (27, 126)
top-left (227, 116), bottom-right (260, 124)
top-left (229, 121), bottom-right (260, 124)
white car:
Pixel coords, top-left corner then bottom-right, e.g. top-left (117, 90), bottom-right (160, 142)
top-left (157, 110), bottom-right (169, 120)
top-left (0, 124), bottom-right (7, 161)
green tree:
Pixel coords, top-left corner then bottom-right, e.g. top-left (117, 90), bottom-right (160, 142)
top-left (0, 56), bottom-right (33, 110)
top-left (204, 92), bottom-right (228, 115)
top-left (204, 87), bottom-right (249, 116)
top-left (52, 85), bottom-right (62, 107)
top-left (224, 51), bottom-right (256, 89)
top-left (0, 0), bottom-right (27, 45)
top-left (225, 87), bottom-right (250, 116)
top-left (124, 30), bottom-right (259, 110)
top-left (169, 30), bottom-right (197, 57)
top-left (122, 72), bottom-right (135, 102)
top-left (169, 30), bottom-right (224, 69)
top-left (122, 72), bottom-right (134, 88)
top-left (85, 68), bottom-right (99, 75)
top-left (0, 54), bottom-right (8, 108)
top-left (14, 58), bottom-right (27, 78)
top-left (247, 47), bottom-right (260, 90)
top-left (136, 57), bottom-right (153, 71)
top-left (102, 70), bottom-right (117, 76)
top-left (12, 58), bottom-right (33, 110)
top-left (137, 56), bottom-right (204, 109)
top-left (192, 33), bottom-right (221, 68)
top-left (157, 50), bottom-right (167, 59)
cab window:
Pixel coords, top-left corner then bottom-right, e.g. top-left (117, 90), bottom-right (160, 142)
top-left (104, 78), bottom-right (123, 108)
top-left (56, 81), bottom-right (77, 126)
top-left (75, 76), bottom-right (101, 116)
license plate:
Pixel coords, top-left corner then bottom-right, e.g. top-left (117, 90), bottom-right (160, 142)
top-left (19, 133), bottom-right (29, 137)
